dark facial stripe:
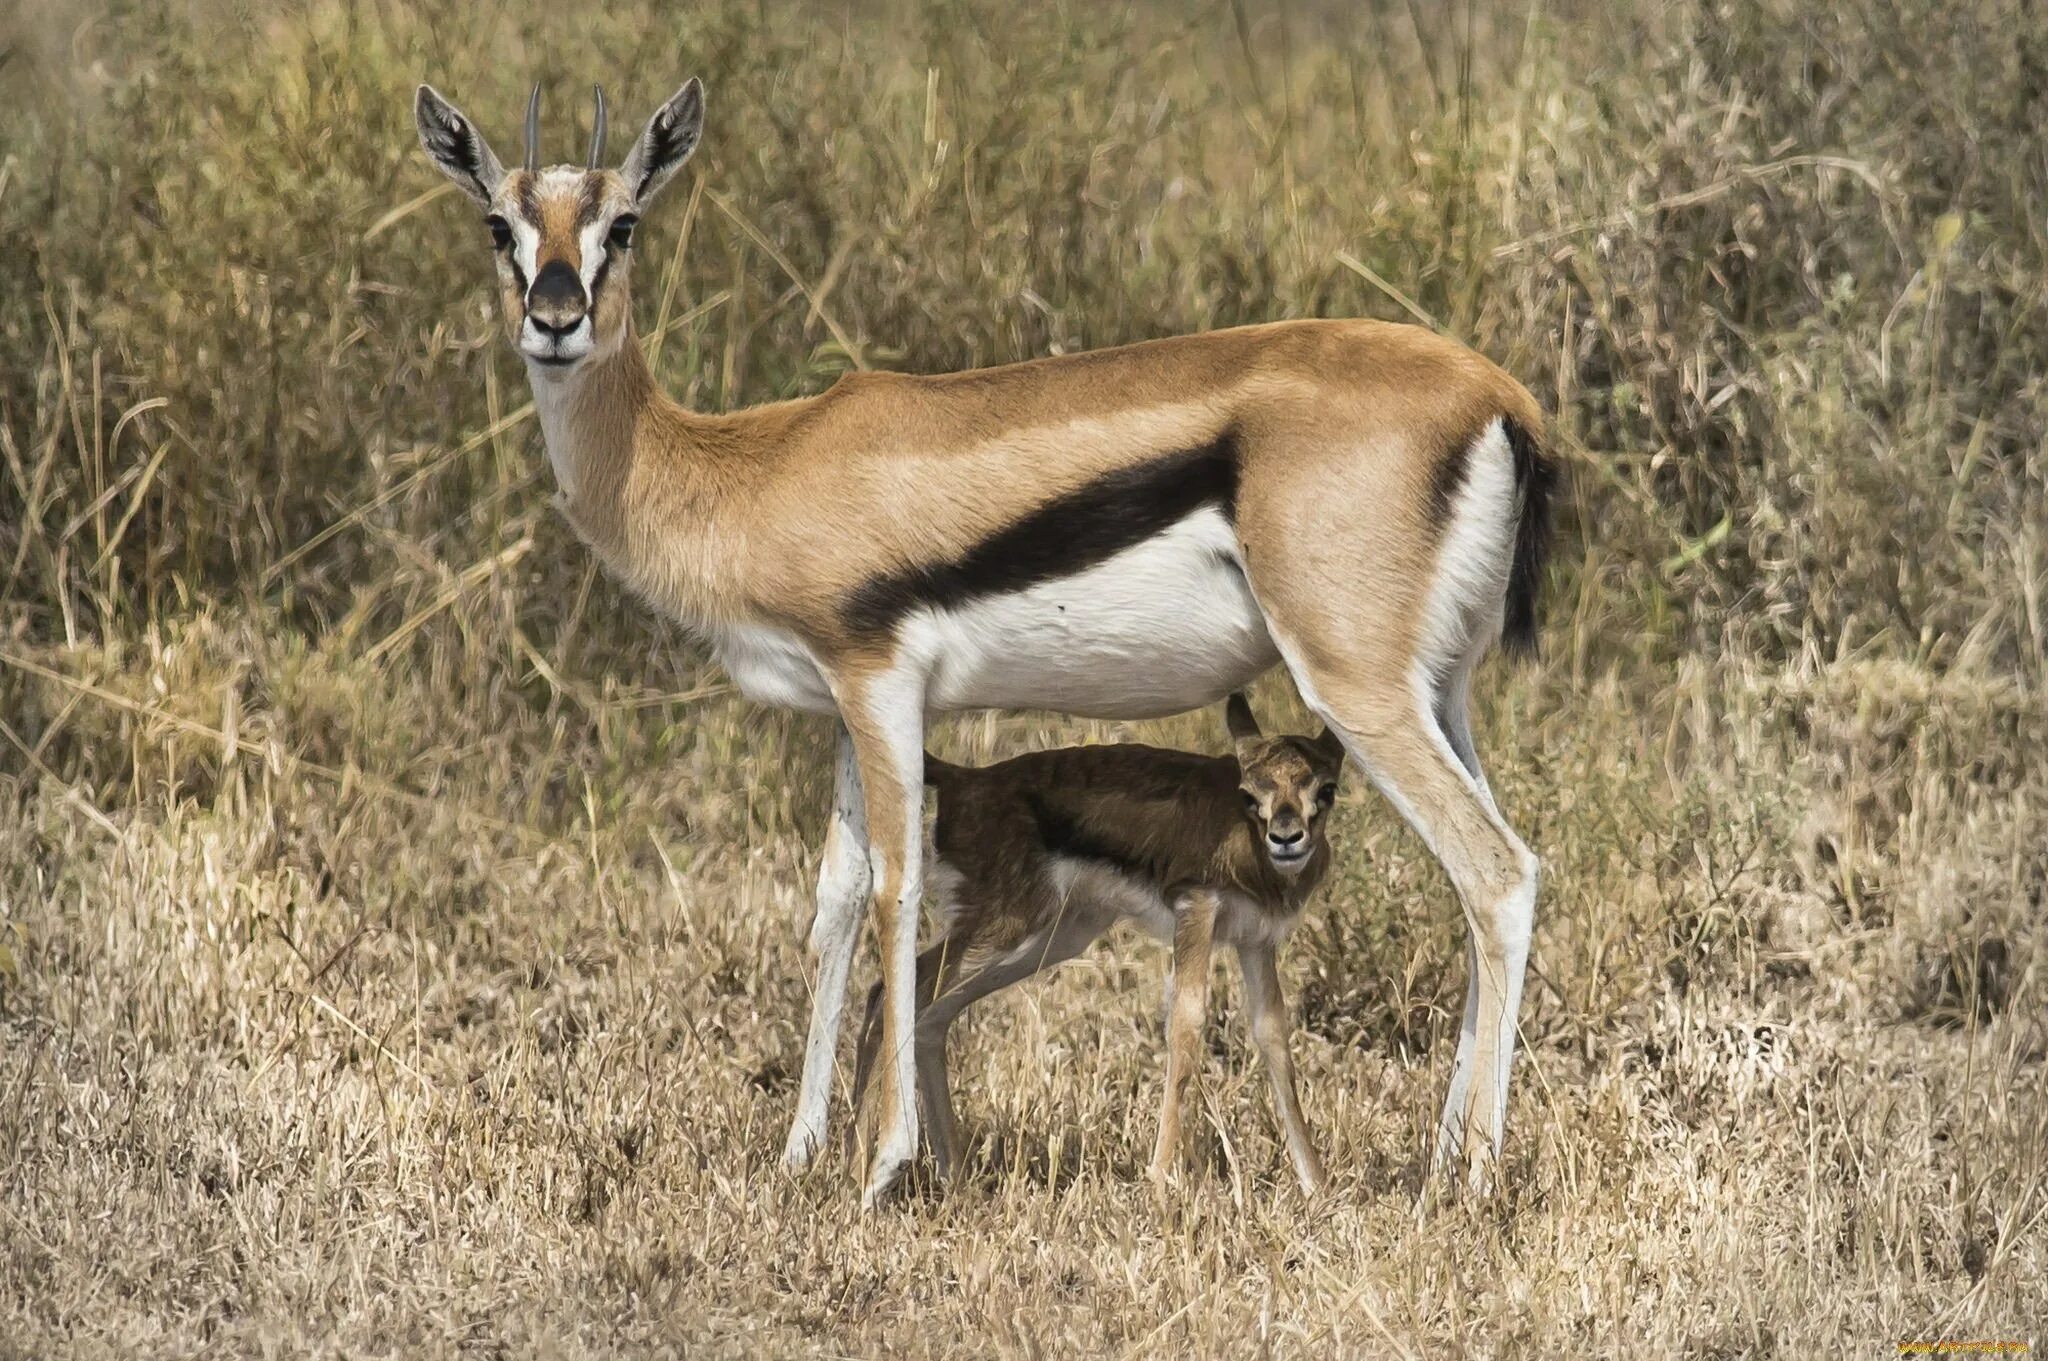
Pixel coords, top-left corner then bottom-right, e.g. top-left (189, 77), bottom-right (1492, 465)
top-left (842, 428), bottom-right (1240, 635)
top-left (515, 175), bottom-right (541, 226)
top-left (576, 174), bottom-right (607, 227)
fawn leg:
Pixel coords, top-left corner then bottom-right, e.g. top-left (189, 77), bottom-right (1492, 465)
top-left (913, 913), bottom-right (1105, 1180)
top-left (1150, 888), bottom-right (1219, 1188)
top-left (851, 935), bottom-right (965, 1164)
top-left (1238, 942), bottom-right (1328, 1195)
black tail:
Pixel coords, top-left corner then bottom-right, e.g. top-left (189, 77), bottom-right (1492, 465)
top-left (1500, 417), bottom-right (1557, 658)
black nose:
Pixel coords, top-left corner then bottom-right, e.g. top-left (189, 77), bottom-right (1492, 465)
top-left (527, 258), bottom-right (588, 334)
top-left (1269, 827), bottom-right (1305, 848)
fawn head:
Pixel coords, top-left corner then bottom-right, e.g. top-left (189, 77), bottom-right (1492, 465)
top-left (1225, 694), bottom-right (1346, 877)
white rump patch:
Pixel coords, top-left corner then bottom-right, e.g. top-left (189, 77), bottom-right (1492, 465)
top-left (1413, 419), bottom-right (1517, 692)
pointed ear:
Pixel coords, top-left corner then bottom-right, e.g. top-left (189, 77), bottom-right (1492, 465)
top-left (618, 77), bottom-right (705, 206)
top-left (415, 84), bottom-right (506, 207)
top-left (1224, 692), bottom-right (1263, 745)
top-left (1311, 726), bottom-right (1348, 772)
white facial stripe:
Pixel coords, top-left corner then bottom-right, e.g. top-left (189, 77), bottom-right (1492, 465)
top-left (509, 217), bottom-right (542, 288)
top-left (577, 219), bottom-right (608, 294)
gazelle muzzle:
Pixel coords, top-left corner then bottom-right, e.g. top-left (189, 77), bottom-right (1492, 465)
top-left (527, 260), bottom-right (588, 329)
top-left (522, 258), bottom-right (591, 363)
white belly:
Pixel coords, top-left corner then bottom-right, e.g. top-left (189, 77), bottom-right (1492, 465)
top-left (911, 508), bottom-right (1279, 719)
top-left (705, 509), bottom-right (1277, 721)
top-left (711, 621), bottom-right (839, 713)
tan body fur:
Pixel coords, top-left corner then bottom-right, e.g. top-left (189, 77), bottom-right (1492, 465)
top-left (416, 78), bottom-right (1555, 1205)
top-left (558, 320), bottom-right (1539, 653)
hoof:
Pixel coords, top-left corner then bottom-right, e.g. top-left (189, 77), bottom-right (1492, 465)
top-left (782, 1124), bottom-right (824, 1174)
top-left (861, 1136), bottom-right (916, 1210)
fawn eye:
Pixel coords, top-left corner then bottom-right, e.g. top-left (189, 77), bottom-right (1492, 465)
top-left (1316, 782), bottom-right (1337, 809)
top-left (1240, 790), bottom-right (1260, 816)
top-left (608, 214), bottom-right (638, 250)
top-left (486, 215), bottom-right (512, 251)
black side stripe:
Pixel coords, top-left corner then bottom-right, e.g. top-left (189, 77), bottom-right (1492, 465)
top-left (1023, 791), bottom-right (1154, 882)
top-left (841, 428), bottom-right (1241, 635)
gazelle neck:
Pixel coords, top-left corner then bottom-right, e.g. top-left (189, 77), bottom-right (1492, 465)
top-left (525, 328), bottom-right (662, 521)
top-left (521, 323), bottom-right (760, 629)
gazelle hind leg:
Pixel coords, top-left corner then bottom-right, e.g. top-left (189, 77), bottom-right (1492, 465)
top-left (1275, 637), bottom-right (1535, 1191)
top-left (1334, 695), bottom-right (1534, 1190)
top-left (1430, 644), bottom-right (1495, 1171)
top-left (784, 727), bottom-right (870, 1172)
top-left (1251, 419), bottom-right (1537, 1190)
top-left (1435, 640), bottom-right (1496, 809)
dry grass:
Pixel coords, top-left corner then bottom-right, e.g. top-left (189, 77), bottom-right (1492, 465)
top-left (2, 0), bottom-right (2044, 1355)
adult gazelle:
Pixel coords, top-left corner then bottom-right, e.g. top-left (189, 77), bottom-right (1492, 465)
top-left (415, 78), bottom-right (1556, 1205)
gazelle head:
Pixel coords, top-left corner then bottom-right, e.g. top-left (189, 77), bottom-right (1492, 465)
top-left (1225, 694), bottom-right (1346, 877)
top-left (414, 79), bottom-right (704, 374)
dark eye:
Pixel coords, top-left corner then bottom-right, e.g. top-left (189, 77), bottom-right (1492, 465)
top-left (1316, 783), bottom-right (1337, 809)
top-left (608, 214), bottom-right (638, 250)
top-left (1240, 790), bottom-right (1260, 815)
top-left (486, 215), bottom-right (512, 251)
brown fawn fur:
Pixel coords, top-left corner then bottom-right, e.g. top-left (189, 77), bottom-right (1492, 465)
top-left (850, 695), bottom-right (1345, 1194)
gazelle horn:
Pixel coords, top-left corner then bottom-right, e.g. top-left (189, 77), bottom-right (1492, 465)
top-left (588, 85), bottom-right (608, 168)
top-left (523, 82), bottom-right (542, 173)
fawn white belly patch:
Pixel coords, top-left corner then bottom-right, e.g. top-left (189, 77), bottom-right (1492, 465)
top-left (1048, 857), bottom-right (1178, 940)
top-left (1046, 859), bottom-right (1300, 950)
top-left (913, 508), bottom-right (1278, 719)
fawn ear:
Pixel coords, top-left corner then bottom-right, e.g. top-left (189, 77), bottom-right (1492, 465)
top-left (1310, 725), bottom-right (1347, 772)
top-left (1224, 692), bottom-right (1262, 744)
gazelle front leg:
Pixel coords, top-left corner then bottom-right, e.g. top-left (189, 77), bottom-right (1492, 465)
top-left (784, 725), bottom-right (870, 1172)
top-left (838, 675), bottom-right (929, 1207)
top-left (1237, 942), bottom-right (1328, 1195)
top-left (1150, 888), bottom-right (1219, 1189)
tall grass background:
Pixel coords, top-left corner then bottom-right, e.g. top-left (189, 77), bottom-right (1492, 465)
top-left (1, 0), bottom-right (2042, 1354)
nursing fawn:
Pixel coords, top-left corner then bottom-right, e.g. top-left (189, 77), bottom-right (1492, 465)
top-left (851, 695), bottom-right (1346, 1194)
